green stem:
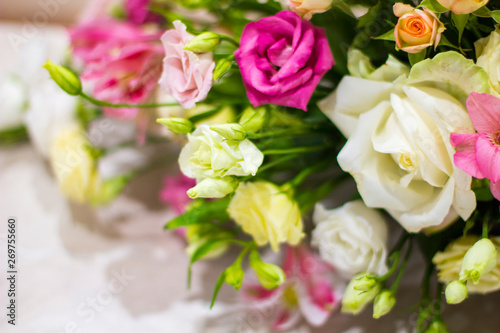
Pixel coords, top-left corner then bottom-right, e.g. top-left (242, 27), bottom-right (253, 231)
top-left (81, 92), bottom-right (180, 108)
top-left (218, 35), bottom-right (240, 47)
top-left (261, 145), bottom-right (328, 155)
top-left (289, 160), bottom-right (329, 188)
top-left (390, 237), bottom-right (413, 293)
top-left (378, 232), bottom-right (410, 282)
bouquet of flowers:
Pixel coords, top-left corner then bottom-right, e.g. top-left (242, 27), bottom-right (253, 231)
top-left (15, 0), bottom-right (500, 330)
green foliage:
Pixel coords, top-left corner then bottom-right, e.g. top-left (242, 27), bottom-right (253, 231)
top-left (165, 197), bottom-right (231, 229)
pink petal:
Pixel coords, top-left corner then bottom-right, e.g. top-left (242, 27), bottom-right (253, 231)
top-left (467, 93), bottom-right (500, 134)
top-left (272, 308), bottom-right (301, 331)
top-left (490, 181), bottom-right (500, 201)
top-left (476, 133), bottom-right (500, 183)
top-left (450, 132), bottom-right (484, 179)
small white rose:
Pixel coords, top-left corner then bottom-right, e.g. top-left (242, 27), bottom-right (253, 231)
top-left (312, 201), bottom-right (389, 278)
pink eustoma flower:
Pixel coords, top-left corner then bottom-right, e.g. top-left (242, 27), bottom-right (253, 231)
top-left (125, 0), bottom-right (163, 25)
top-left (70, 20), bottom-right (163, 119)
top-left (451, 93), bottom-right (500, 200)
top-left (242, 246), bottom-right (340, 331)
top-left (234, 11), bottom-right (334, 111)
top-left (160, 173), bottom-right (196, 214)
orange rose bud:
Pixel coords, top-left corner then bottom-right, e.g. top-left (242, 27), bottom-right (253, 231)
top-left (393, 3), bottom-right (445, 54)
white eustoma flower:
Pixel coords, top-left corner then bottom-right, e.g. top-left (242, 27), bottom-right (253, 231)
top-left (0, 75), bottom-right (27, 131)
top-left (319, 52), bottom-right (487, 232)
top-left (312, 201), bottom-right (388, 278)
top-left (179, 124), bottom-right (263, 180)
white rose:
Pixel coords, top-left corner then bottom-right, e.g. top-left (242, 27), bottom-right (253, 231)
top-left (475, 27), bottom-right (500, 97)
top-left (179, 124), bottom-right (264, 180)
top-left (0, 75), bottom-right (27, 131)
top-left (319, 52), bottom-right (487, 232)
top-left (312, 201), bottom-right (388, 278)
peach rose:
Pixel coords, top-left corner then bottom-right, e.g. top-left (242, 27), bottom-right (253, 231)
top-left (436, 0), bottom-right (489, 15)
top-left (393, 3), bottom-right (445, 54)
top-left (288, 0), bottom-right (332, 20)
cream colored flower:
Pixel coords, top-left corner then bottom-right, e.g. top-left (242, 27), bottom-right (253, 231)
top-left (227, 181), bottom-right (304, 251)
top-left (179, 124), bottom-right (263, 180)
top-left (433, 236), bottom-right (500, 294)
top-left (288, 0), bottom-right (332, 20)
top-left (476, 27), bottom-right (500, 98)
top-left (312, 201), bottom-right (389, 278)
top-left (50, 125), bottom-right (100, 204)
top-left (436, 0), bottom-right (489, 14)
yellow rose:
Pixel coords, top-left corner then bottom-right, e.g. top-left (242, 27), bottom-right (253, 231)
top-left (393, 3), bottom-right (445, 54)
top-left (227, 181), bottom-right (304, 251)
top-left (50, 125), bottom-right (100, 203)
top-left (288, 0), bottom-right (332, 20)
top-left (433, 236), bottom-right (500, 294)
top-left (436, 0), bottom-right (489, 14)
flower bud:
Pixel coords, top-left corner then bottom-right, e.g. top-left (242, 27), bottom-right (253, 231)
top-left (210, 123), bottom-right (246, 141)
top-left (435, 0), bottom-right (489, 14)
top-left (239, 107), bottom-right (266, 133)
top-left (43, 60), bottom-right (82, 96)
top-left (459, 238), bottom-right (497, 284)
top-left (424, 319), bottom-right (450, 333)
top-left (90, 175), bottom-right (129, 206)
top-left (373, 290), bottom-right (396, 318)
top-left (249, 250), bottom-right (286, 289)
top-left (352, 272), bottom-right (378, 292)
top-left (213, 58), bottom-right (232, 81)
top-left (224, 263), bottom-right (245, 290)
top-left (184, 32), bottom-right (220, 53)
top-left (341, 272), bottom-right (381, 315)
top-left (187, 177), bottom-right (238, 199)
top-left (157, 117), bottom-right (193, 135)
top-left (445, 280), bottom-right (468, 304)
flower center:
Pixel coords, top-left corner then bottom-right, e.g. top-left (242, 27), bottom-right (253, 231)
top-left (282, 285), bottom-right (299, 308)
top-left (398, 151), bottom-right (418, 172)
top-left (490, 131), bottom-right (500, 147)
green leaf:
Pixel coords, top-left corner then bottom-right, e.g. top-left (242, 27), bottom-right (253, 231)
top-left (472, 6), bottom-right (491, 18)
top-left (357, 2), bottom-right (382, 29)
top-left (210, 270), bottom-right (227, 309)
top-left (0, 125), bottom-right (28, 146)
top-left (438, 34), bottom-right (461, 50)
top-left (452, 13), bottom-right (469, 44)
top-left (419, 0), bottom-right (449, 13)
top-left (491, 10), bottom-right (500, 24)
top-left (165, 197), bottom-right (230, 229)
top-left (373, 29), bottom-right (395, 41)
top-left (408, 50), bottom-right (427, 66)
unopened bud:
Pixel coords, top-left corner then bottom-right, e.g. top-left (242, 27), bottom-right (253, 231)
top-left (249, 250), bottom-right (285, 289)
top-left (187, 177), bottom-right (238, 199)
top-left (43, 60), bottom-right (82, 96)
top-left (210, 123), bottom-right (246, 141)
top-left (213, 58), bottom-right (232, 81)
top-left (373, 290), bottom-right (395, 319)
top-left (424, 319), bottom-right (450, 333)
top-left (341, 272), bottom-right (381, 315)
top-left (225, 263), bottom-right (245, 290)
top-left (239, 107), bottom-right (266, 133)
top-left (459, 238), bottom-right (497, 284)
top-left (352, 272), bottom-right (378, 292)
top-left (184, 32), bottom-right (220, 53)
top-left (157, 117), bottom-right (193, 135)
top-left (445, 280), bottom-right (468, 304)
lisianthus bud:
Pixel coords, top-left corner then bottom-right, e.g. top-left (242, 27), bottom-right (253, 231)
top-left (224, 263), bottom-right (245, 290)
top-left (239, 107), bottom-right (266, 133)
top-left (157, 117), bottom-right (193, 135)
top-left (184, 32), bottom-right (220, 53)
top-left (393, 3), bottom-right (445, 54)
top-left (213, 58), bottom-right (232, 81)
top-left (436, 0), bottom-right (489, 14)
top-left (373, 290), bottom-right (396, 319)
top-left (249, 250), bottom-right (286, 289)
top-left (43, 60), bottom-right (82, 96)
top-left (352, 272), bottom-right (378, 292)
top-left (187, 177), bottom-right (238, 199)
top-left (459, 238), bottom-right (497, 283)
top-left (209, 123), bottom-right (246, 141)
top-left (445, 280), bottom-right (468, 304)
top-left (90, 175), bottom-right (129, 206)
top-left (341, 272), bottom-right (381, 315)
top-left (424, 319), bottom-right (451, 333)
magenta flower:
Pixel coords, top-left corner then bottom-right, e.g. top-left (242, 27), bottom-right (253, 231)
top-left (234, 11), bottom-right (334, 111)
top-left (160, 173), bottom-right (196, 214)
top-left (451, 93), bottom-right (500, 200)
top-left (125, 0), bottom-right (163, 25)
top-left (242, 246), bottom-right (340, 330)
top-left (70, 20), bottom-right (163, 118)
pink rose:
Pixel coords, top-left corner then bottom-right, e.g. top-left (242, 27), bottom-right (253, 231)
top-left (158, 21), bottom-right (215, 109)
top-left (234, 11), bottom-right (334, 111)
top-left (70, 20), bottom-right (163, 118)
